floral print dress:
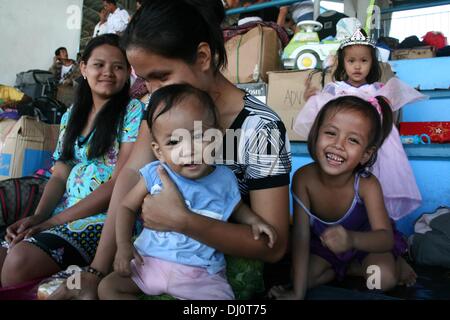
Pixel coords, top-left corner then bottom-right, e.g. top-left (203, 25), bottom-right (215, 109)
top-left (25, 99), bottom-right (144, 269)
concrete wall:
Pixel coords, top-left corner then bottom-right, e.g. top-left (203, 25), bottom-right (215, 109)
top-left (0, 0), bottom-right (83, 86)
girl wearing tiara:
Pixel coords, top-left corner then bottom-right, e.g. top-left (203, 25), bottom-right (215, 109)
top-left (294, 27), bottom-right (426, 222)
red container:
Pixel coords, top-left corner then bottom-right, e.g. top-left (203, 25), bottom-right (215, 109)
top-left (399, 122), bottom-right (450, 143)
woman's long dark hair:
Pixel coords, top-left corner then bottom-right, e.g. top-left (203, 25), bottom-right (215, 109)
top-left (60, 34), bottom-right (130, 161)
top-left (121, 0), bottom-right (227, 74)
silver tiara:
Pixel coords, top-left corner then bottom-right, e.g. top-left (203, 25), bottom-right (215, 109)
top-left (340, 28), bottom-right (376, 49)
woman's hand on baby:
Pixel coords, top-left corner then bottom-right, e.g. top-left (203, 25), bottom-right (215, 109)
top-left (251, 222), bottom-right (277, 248)
top-left (141, 166), bottom-right (188, 232)
top-left (320, 225), bottom-right (354, 254)
top-left (114, 244), bottom-right (143, 277)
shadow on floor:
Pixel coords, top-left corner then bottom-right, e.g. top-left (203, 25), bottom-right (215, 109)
top-left (264, 256), bottom-right (450, 300)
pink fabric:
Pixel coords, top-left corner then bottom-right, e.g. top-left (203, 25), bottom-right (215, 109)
top-left (0, 278), bottom-right (43, 300)
top-left (130, 257), bottom-right (234, 300)
top-left (293, 78), bottom-right (427, 220)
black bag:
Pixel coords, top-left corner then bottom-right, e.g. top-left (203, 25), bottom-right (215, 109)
top-left (17, 96), bottom-right (67, 125)
top-left (31, 96), bottom-right (67, 124)
top-left (0, 176), bottom-right (48, 238)
top-left (15, 70), bottom-right (57, 100)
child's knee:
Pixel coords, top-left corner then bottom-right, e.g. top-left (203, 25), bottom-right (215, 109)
top-left (1, 247), bottom-right (29, 285)
top-left (379, 268), bottom-right (398, 291)
top-left (98, 275), bottom-right (115, 299)
top-left (367, 266), bottom-right (397, 292)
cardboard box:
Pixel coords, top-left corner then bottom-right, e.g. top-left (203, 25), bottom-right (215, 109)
top-left (267, 69), bottom-right (323, 141)
top-left (391, 46), bottom-right (436, 60)
top-left (223, 25), bottom-right (282, 84)
top-left (236, 82), bottom-right (267, 104)
top-left (0, 116), bottom-right (60, 180)
top-left (0, 119), bottom-right (17, 142)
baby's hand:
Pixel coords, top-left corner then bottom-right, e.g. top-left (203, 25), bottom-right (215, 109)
top-left (114, 244), bottom-right (144, 277)
top-left (251, 222), bottom-right (277, 248)
top-left (303, 76), bottom-right (319, 101)
top-left (320, 225), bottom-right (353, 254)
top-left (303, 86), bottom-right (319, 101)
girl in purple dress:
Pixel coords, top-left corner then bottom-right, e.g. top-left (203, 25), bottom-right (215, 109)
top-left (270, 96), bottom-right (416, 300)
top-left (294, 28), bottom-right (426, 221)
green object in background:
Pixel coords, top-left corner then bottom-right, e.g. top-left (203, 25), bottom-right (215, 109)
top-left (364, 0), bottom-right (377, 37)
top-left (225, 256), bottom-right (265, 300)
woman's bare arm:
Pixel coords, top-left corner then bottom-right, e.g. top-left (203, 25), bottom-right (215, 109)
top-left (34, 161), bottom-right (72, 219)
top-left (90, 122), bottom-right (154, 274)
top-left (290, 170), bottom-right (311, 299)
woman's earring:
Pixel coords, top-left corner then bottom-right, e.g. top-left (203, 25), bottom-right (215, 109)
top-left (83, 76), bottom-right (87, 80)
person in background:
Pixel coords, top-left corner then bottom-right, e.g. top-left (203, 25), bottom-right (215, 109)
top-left (221, 0), bottom-right (240, 27)
top-left (277, 1), bottom-right (314, 30)
top-left (136, 0), bottom-right (144, 11)
top-left (238, 0), bottom-right (279, 25)
top-left (93, 8), bottom-right (109, 38)
top-left (49, 47), bottom-right (81, 87)
top-left (102, 0), bottom-right (130, 34)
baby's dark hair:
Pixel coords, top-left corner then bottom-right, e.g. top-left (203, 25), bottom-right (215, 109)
top-left (146, 84), bottom-right (219, 132)
top-left (333, 31), bottom-right (381, 84)
top-left (307, 95), bottom-right (393, 171)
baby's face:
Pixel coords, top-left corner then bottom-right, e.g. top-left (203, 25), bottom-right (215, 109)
top-left (151, 97), bottom-right (220, 180)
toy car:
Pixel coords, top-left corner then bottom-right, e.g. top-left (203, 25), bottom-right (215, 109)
top-left (282, 20), bottom-right (341, 70)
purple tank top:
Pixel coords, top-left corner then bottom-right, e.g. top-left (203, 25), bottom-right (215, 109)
top-left (292, 172), bottom-right (371, 237)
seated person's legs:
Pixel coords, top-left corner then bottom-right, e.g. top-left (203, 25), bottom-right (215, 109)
top-left (1, 242), bottom-right (60, 287)
top-left (306, 254), bottom-right (336, 289)
top-left (362, 252), bottom-right (397, 292)
top-left (0, 247), bottom-right (7, 284)
top-left (98, 271), bottom-right (142, 300)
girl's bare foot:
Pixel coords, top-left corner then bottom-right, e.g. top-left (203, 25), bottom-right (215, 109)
top-left (397, 257), bottom-right (417, 287)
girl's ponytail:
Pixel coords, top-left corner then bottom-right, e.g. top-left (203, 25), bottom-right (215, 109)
top-left (375, 96), bottom-right (393, 147)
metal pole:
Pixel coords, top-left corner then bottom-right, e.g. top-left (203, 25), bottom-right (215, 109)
top-left (381, 0), bottom-right (450, 14)
top-left (313, 0), bottom-right (321, 20)
top-left (226, 0), bottom-right (304, 16)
